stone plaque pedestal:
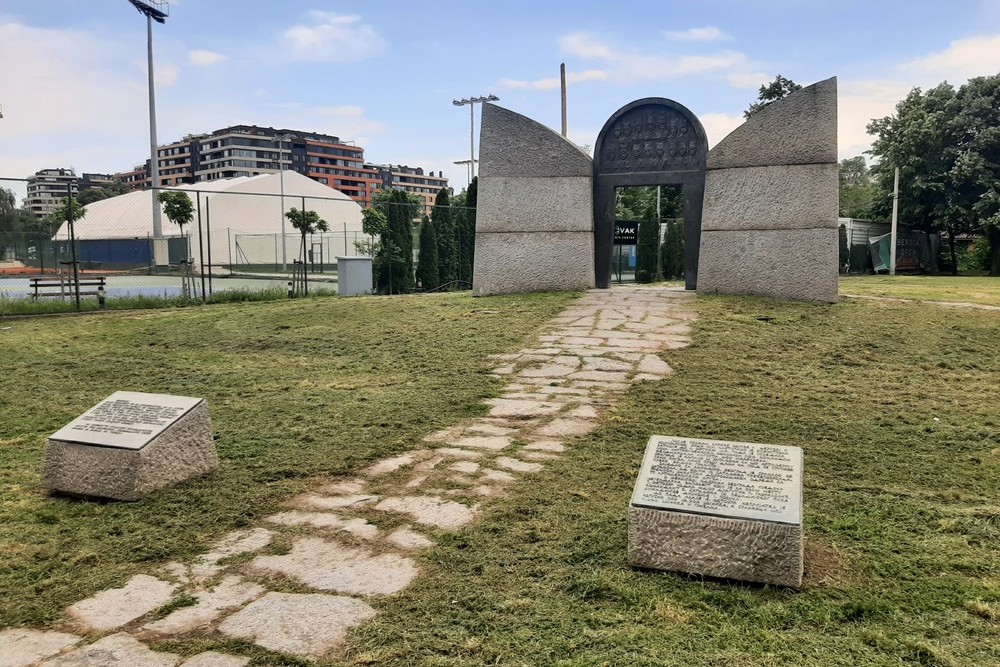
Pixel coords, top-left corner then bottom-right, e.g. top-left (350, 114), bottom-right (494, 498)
top-left (627, 436), bottom-right (803, 587)
top-left (42, 391), bottom-right (218, 501)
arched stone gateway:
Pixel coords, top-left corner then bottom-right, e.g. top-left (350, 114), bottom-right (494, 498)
top-left (593, 98), bottom-right (708, 290)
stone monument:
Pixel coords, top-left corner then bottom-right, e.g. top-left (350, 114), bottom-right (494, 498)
top-left (42, 391), bottom-right (218, 501)
top-left (628, 435), bottom-right (804, 587)
top-left (472, 103), bottom-right (595, 296)
top-left (697, 77), bottom-right (839, 302)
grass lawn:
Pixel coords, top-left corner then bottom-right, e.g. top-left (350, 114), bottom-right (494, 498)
top-left (840, 274), bottom-right (1000, 307)
top-left (1, 287), bottom-right (998, 666)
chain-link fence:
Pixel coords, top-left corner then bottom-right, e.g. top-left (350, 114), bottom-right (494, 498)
top-left (1, 175), bottom-right (476, 310)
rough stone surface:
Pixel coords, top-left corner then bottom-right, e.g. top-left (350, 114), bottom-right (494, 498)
top-left (627, 506), bottom-right (803, 587)
top-left (448, 461), bottom-right (480, 474)
top-left (181, 652), bottom-right (250, 667)
top-left (494, 457), bottom-right (543, 473)
top-left (40, 634), bottom-right (179, 667)
top-left (450, 435), bottom-right (512, 451)
top-left (250, 537), bottom-right (418, 596)
top-left (293, 494), bottom-right (379, 511)
top-left (217, 592), bottom-right (376, 658)
top-left (701, 164), bottom-right (838, 231)
top-left (487, 398), bottom-right (563, 418)
top-left (533, 418), bottom-right (599, 438)
top-left (477, 177), bottom-right (594, 233)
top-left (266, 511), bottom-right (379, 539)
top-left (0, 629), bottom-right (80, 667)
top-left (474, 231), bottom-right (595, 296)
top-left (697, 228), bottom-right (839, 302)
top-left (479, 103), bottom-right (592, 178)
top-left (707, 77), bottom-right (837, 169)
top-left (199, 528), bottom-right (273, 565)
top-left (67, 575), bottom-right (176, 632)
top-left (363, 451), bottom-right (427, 476)
top-left (42, 403), bottom-right (217, 501)
top-left (386, 527), bottom-right (434, 550)
top-left (375, 495), bottom-right (477, 530)
top-left (143, 576), bottom-right (264, 635)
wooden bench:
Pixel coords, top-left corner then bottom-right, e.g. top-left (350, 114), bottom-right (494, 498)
top-left (29, 275), bottom-right (107, 301)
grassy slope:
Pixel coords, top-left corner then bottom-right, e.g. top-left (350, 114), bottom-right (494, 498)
top-left (0, 291), bottom-right (573, 628)
top-left (840, 275), bottom-right (1000, 307)
top-left (337, 296), bottom-right (1000, 667)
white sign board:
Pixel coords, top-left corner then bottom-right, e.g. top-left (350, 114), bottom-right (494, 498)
top-left (50, 391), bottom-right (203, 450)
top-left (630, 436), bottom-right (803, 525)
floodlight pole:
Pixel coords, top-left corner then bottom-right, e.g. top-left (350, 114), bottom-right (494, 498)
top-left (146, 12), bottom-right (162, 239)
top-left (453, 94), bottom-right (498, 185)
top-left (278, 134), bottom-right (292, 272)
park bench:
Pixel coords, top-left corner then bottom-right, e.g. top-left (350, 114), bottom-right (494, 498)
top-left (29, 275), bottom-right (107, 301)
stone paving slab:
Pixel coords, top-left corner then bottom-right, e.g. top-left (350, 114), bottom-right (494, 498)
top-left (217, 592), bottom-right (376, 658)
top-left (181, 652), bottom-right (250, 667)
top-left (0, 629), bottom-right (81, 667)
top-left (375, 495), bottom-right (478, 529)
top-left (265, 511), bottom-right (379, 539)
top-left (40, 634), bottom-right (179, 667)
top-left (67, 575), bottom-right (176, 632)
top-left (250, 537), bottom-right (418, 596)
top-left (143, 576), bottom-right (264, 636)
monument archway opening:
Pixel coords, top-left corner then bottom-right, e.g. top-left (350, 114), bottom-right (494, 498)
top-left (594, 98), bottom-right (707, 290)
top-left (611, 185), bottom-right (685, 284)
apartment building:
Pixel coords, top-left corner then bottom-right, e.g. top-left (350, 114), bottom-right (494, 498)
top-left (367, 164), bottom-right (450, 210)
top-left (24, 168), bottom-right (78, 218)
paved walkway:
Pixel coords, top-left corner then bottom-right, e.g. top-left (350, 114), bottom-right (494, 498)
top-left (1, 286), bottom-right (697, 666)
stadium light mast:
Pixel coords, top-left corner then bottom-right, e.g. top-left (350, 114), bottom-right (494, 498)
top-left (453, 95), bottom-right (498, 185)
top-left (127, 0), bottom-right (168, 241)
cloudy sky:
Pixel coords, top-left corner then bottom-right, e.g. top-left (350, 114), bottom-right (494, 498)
top-left (2, 0), bottom-right (1000, 189)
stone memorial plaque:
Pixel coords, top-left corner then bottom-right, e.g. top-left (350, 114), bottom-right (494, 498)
top-left (627, 435), bottom-right (805, 587)
top-left (43, 391), bottom-right (217, 500)
top-left (50, 391), bottom-right (203, 450)
top-left (631, 436), bottom-right (801, 524)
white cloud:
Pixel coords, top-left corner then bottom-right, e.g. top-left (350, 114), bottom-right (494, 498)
top-left (270, 104), bottom-right (386, 144)
top-left (698, 113), bottom-right (745, 148)
top-left (727, 72), bottom-right (771, 89)
top-left (188, 49), bottom-right (227, 66)
top-left (156, 63), bottom-right (180, 87)
top-left (282, 12), bottom-right (384, 63)
top-left (557, 32), bottom-right (756, 83)
top-left (900, 34), bottom-right (1000, 81)
top-left (665, 26), bottom-right (730, 42)
top-left (499, 69), bottom-right (608, 91)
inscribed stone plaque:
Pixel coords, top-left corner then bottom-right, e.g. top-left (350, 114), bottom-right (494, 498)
top-left (631, 436), bottom-right (802, 524)
top-left (50, 391), bottom-right (202, 450)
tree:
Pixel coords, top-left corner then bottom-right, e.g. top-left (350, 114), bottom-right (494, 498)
top-left (457, 177), bottom-right (477, 286)
top-left (46, 196), bottom-right (88, 229)
top-left (839, 156), bottom-right (877, 219)
top-left (416, 214), bottom-right (439, 290)
top-left (635, 219), bottom-right (659, 283)
top-left (744, 75), bottom-right (802, 118)
top-left (372, 189), bottom-right (418, 294)
top-left (0, 188), bottom-right (40, 258)
top-left (867, 82), bottom-right (971, 273)
top-left (78, 181), bottom-right (129, 206)
top-left (432, 188), bottom-right (456, 287)
top-left (285, 207), bottom-right (330, 256)
top-left (660, 220), bottom-right (684, 280)
top-left (157, 191), bottom-right (194, 237)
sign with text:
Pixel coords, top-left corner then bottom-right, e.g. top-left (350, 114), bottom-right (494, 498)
top-left (50, 391), bottom-right (203, 450)
top-left (614, 220), bottom-right (638, 245)
top-left (631, 436), bottom-right (802, 525)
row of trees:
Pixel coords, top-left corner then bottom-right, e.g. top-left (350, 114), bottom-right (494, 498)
top-left (361, 180), bottom-right (478, 294)
top-left (617, 186), bottom-right (685, 283)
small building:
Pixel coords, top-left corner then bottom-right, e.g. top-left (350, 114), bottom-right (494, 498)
top-left (24, 168), bottom-right (78, 219)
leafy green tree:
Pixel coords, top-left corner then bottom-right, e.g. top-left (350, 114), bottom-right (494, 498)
top-left (635, 219), bottom-right (659, 283)
top-left (458, 177), bottom-right (477, 286)
top-left (285, 207), bottom-right (330, 259)
top-left (373, 189), bottom-right (418, 294)
top-left (660, 220), bottom-right (684, 280)
top-left (0, 188), bottom-right (41, 258)
top-left (416, 214), bottom-right (439, 290)
top-left (744, 75), bottom-right (802, 118)
top-left (867, 82), bottom-right (970, 273)
top-left (839, 156), bottom-right (876, 219)
top-left (432, 188), bottom-right (456, 287)
top-left (157, 191), bottom-right (194, 236)
top-left (78, 181), bottom-right (129, 206)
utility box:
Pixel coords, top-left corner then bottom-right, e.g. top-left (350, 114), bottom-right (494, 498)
top-left (336, 256), bottom-right (374, 296)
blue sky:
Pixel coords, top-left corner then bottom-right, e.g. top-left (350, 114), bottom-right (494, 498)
top-left (2, 1), bottom-right (1000, 189)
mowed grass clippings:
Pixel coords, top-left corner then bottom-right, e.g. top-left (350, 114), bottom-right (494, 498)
top-left (840, 274), bottom-right (1000, 307)
top-left (0, 291), bottom-right (575, 628)
top-left (335, 296), bottom-right (1000, 667)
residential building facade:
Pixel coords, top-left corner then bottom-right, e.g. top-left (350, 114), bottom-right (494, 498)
top-left (367, 164), bottom-right (451, 210)
top-left (24, 168), bottom-right (78, 219)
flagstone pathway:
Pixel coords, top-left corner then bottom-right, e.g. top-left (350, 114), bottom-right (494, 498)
top-left (0, 286), bottom-right (697, 666)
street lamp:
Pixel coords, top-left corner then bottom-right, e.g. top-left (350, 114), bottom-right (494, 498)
top-left (126, 0), bottom-right (168, 242)
top-left (277, 134), bottom-right (293, 271)
top-left (453, 159), bottom-right (478, 186)
top-left (453, 94), bottom-right (498, 185)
